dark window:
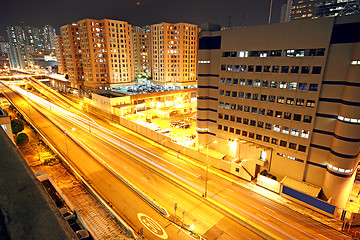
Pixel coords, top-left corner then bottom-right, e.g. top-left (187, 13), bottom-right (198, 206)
top-left (262, 80), bottom-right (269, 87)
top-left (298, 145), bottom-right (306, 152)
top-left (226, 78), bottom-right (232, 84)
top-left (256, 134), bottom-right (262, 140)
top-left (239, 92), bottom-right (244, 98)
top-left (271, 138), bottom-right (278, 145)
top-left (229, 127), bottom-right (234, 133)
top-left (232, 91), bottom-right (237, 97)
top-left (253, 94), bottom-right (259, 100)
top-left (223, 126), bottom-right (228, 131)
top-left (233, 78), bottom-right (239, 84)
top-left (236, 117), bottom-right (242, 123)
top-left (230, 115), bottom-right (235, 121)
top-left (237, 105), bottom-right (243, 111)
top-left (260, 95), bottom-right (267, 101)
top-left (317, 48), bottom-right (325, 56)
top-left (218, 124), bottom-right (222, 130)
top-left (221, 65), bottom-right (226, 71)
top-left (281, 66), bottom-right (289, 73)
top-left (312, 66), bottom-right (322, 74)
top-left (244, 106), bottom-right (250, 112)
top-left (255, 65), bottom-right (262, 72)
top-left (242, 131), bottom-right (248, 137)
top-left (248, 65), bottom-right (254, 72)
top-left (224, 114), bottom-right (229, 120)
top-left (267, 109), bottom-right (274, 116)
top-left (284, 112), bottom-right (292, 120)
top-left (309, 84), bottom-right (318, 91)
top-left (265, 123), bottom-right (271, 130)
top-left (280, 140), bottom-right (287, 147)
top-left (293, 114), bottom-right (301, 121)
top-left (299, 83), bottom-right (307, 90)
top-left (250, 120), bottom-right (256, 126)
top-left (245, 93), bottom-right (251, 99)
top-left (257, 121), bottom-right (264, 128)
top-left (303, 115), bottom-right (312, 123)
top-left (220, 78), bottom-right (225, 84)
top-left (259, 108), bottom-right (265, 115)
top-left (236, 129), bottom-right (241, 135)
top-left (225, 90), bottom-right (230, 96)
top-left (234, 65), bottom-right (240, 72)
top-left (290, 66), bottom-right (299, 73)
top-left (219, 90), bottom-right (224, 96)
top-left (264, 66), bottom-right (271, 72)
top-left (289, 142), bottom-right (297, 150)
top-left (264, 136), bottom-right (270, 142)
top-left (218, 113), bottom-right (223, 119)
top-left (249, 132), bottom-right (255, 138)
top-left (247, 79), bottom-right (253, 86)
top-left (301, 66), bottom-right (310, 74)
top-left (251, 107), bottom-right (257, 114)
top-left (275, 111), bottom-right (282, 118)
top-left (243, 118), bottom-right (249, 125)
top-left (272, 66), bottom-right (280, 73)
top-left (268, 95), bottom-right (275, 102)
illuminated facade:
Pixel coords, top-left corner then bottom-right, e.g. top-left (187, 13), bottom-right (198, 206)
top-left (151, 22), bottom-right (199, 85)
top-left (287, 0), bottom-right (360, 21)
top-left (132, 26), bottom-right (151, 79)
top-left (58, 19), bottom-right (134, 92)
top-left (60, 24), bottom-right (84, 90)
top-left (197, 15), bottom-right (360, 208)
top-left (53, 35), bottom-right (67, 74)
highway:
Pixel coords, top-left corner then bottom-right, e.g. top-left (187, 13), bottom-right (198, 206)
top-left (1, 79), bottom-right (352, 240)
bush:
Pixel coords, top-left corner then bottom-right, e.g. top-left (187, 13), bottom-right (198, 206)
top-left (16, 133), bottom-right (29, 146)
top-left (11, 119), bottom-right (24, 135)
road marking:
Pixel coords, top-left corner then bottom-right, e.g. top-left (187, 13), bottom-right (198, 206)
top-left (226, 188), bottom-right (234, 192)
top-left (263, 206), bottom-right (275, 213)
top-left (256, 213), bottom-right (268, 221)
top-left (137, 213), bottom-right (168, 239)
top-left (318, 234), bottom-right (331, 239)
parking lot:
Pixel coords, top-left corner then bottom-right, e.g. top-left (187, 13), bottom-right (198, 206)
top-left (124, 109), bottom-right (197, 148)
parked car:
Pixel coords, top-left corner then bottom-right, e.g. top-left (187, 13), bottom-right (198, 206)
top-left (59, 207), bottom-right (76, 222)
top-left (75, 229), bottom-right (90, 239)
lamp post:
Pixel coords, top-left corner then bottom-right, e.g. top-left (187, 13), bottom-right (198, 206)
top-left (64, 127), bottom-right (75, 158)
top-left (199, 140), bottom-right (217, 198)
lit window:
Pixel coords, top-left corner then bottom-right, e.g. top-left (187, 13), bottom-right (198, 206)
top-left (282, 127), bottom-right (289, 134)
top-left (301, 130), bottom-right (309, 138)
top-left (273, 125), bottom-right (281, 132)
top-left (291, 129), bottom-right (299, 136)
top-left (279, 81), bottom-right (287, 89)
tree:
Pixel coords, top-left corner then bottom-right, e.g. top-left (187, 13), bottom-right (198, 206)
top-left (16, 133), bottom-right (29, 146)
top-left (11, 119), bottom-right (24, 135)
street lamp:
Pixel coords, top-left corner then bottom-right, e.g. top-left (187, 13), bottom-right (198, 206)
top-left (64, 127), bottom-right (75, 158)
top-left (199, 140), bottom-right (217, 198)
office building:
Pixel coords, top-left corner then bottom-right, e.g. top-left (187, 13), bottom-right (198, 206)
top-left (151, 22), bottom-right (199, 86)
top-left (287, 0), bottom-right (360, 21)
top-left (132, 26), bottom-right (151, 79)
top-left (196, 15), bottom-right (360, 208)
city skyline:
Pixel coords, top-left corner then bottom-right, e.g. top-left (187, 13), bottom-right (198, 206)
top-left (0, 0), bottom-right (287, 37)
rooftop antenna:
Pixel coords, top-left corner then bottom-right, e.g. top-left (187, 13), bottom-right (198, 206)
top-left (268, 0), bottom-right (274, 24)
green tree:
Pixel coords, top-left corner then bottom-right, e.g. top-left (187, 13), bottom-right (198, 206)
top-left (16, 133), bottom-right (29, 146)
top-left (11, 119), bottom-right (24, 135)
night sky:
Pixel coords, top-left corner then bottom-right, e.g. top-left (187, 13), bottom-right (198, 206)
top-left (0, 0), bottom-right (286, 38)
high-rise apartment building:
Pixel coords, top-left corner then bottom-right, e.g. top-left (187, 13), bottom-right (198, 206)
top-left (53, 35), bottom-right (67, 74)
top-left (77, 18), bottom-right (134, 92)
top-left (286, 0), bottom-right (360, 21)
top-left (132, 26), bottom-right (151, 79)
top-left (60, 24), bottom-right (84, 90)
top-left (197, 15), bottom-right (360, 208)
top-left (43, 25), bottom-right (57, 51)
top-left (151, 22), bottom-right (199, 86)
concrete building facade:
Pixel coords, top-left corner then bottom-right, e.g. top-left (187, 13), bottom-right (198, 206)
top-left (196, 15), bottom-right (360, 208)
top-left (151, 22), bottom-right (199, 86)
top-left (60, 24), bottom-right (84, 90)
top-left (133, 26), bottom-right (151, 79)
top-left (53, 35), bottom-right (67, 74)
